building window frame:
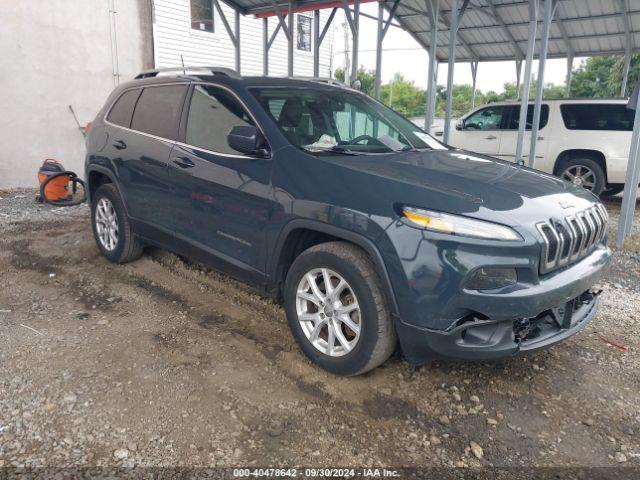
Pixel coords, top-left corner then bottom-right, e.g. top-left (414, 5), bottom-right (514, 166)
top-left (190, 0), bottom-right (215, 34)
top-left (297, 14), bottom-right (312, 52)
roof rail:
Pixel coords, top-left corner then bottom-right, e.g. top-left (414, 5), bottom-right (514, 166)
top-left (134, 66), bottom-right (241, 80)
top-left (289, 76), bottom-right (349, 88)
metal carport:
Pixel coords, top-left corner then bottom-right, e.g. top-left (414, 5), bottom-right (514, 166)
top-left (213, 0), bottom-right (640, 245)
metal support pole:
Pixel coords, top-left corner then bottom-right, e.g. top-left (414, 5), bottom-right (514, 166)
top-left (528, 0), bottom-right (556, 169)
top-left (424, 0), bottom-right (439, 134)
top-left (375, 1), bottom-right (384, 99)
top-left (470, 60), bottom-right (478, 109)
top-left (263, 18), bottom-right (269, 75)
top-left (621, 44), bottom-right (632, 97)
top-left (565, 54), bottom-right (573, 97)
top-left (443, 0), bottom-right (459, 144)
top-left (617, 88), bottom-right (640, 245)
top-left (351, 0), bottom-right (360, 83)
top-left (313, 10), bottom-right (320, 77)
top-left (235, 9), bottom-right (241, 73)
top-left (515, 60), bottom-right (522, 99)
top-left (287, 1), bottom-right (294, 76)
top-left (515, 0), bottom-right (538, 165)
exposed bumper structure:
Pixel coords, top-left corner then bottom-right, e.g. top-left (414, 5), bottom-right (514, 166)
top-left (391, 242), bottom-right (611, 364)
top-left (398, 289), bottom-right (601, 364)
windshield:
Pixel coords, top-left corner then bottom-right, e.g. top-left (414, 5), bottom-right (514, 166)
top-left (250, 86), bottom-right (447, 154)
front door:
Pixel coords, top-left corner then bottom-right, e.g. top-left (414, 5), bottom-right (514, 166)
top-left (449, 105), bottom-right (505, 156)
top-left (167, 83), bottom-right (274, 281)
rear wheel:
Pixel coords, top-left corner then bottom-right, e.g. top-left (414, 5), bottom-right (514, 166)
top-left (283, 242), bottom-right (396, 376)
top-left (557, 157), bottom-right (606, 196)
top-left (91, 184), bottom-right (143, 263)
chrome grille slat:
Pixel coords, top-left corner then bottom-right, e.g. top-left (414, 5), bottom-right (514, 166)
top-left (537, 205), bottom-right (607, 274)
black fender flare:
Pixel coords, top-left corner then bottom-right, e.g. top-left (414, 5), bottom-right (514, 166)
top-left (85, 165), bottom-right (129, 215)
top-left (269, 218), bottom-right (400, 318)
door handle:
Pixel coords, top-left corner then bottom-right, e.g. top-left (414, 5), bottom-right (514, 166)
top-left (112, 140), bottom-right (127, 150)
top-left (537, 136), bottom-right (544, 141)
top-left (172, 157), bottom-right (195, 168)
top-left (483, 135), bottom-right (497, 140)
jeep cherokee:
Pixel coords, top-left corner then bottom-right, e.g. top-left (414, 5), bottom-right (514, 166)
top-left (85, 67), bottom-right (611, 375)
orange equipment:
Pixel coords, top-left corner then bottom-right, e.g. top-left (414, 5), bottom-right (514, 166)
top-left (37, 159), bottom-right (86, 206)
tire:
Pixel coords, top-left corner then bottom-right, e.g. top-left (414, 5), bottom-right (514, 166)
top-left (557, 156), bottom-right (606, 196)
top-left (283, 241), bottom-right (397, 376)
top-left (602, 184), bottom-right (624, 198)
top-left (91, 183), bottom-right (143, 263)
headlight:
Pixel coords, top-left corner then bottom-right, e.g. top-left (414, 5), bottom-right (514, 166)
top-left (401, 207), bottom-right (522, 241)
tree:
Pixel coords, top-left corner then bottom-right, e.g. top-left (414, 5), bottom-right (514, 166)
top-left (571, 54), bottom-right (640, 97)
top-left (334, 67), bottom-right (376, 97)
top-left (381, 74), bottom-right (427, 117)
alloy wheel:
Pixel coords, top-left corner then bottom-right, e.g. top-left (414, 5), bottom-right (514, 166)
top-left (561, 165), bottom-right (597, 191)
top-left (295, 268), bottom-right (361, 357)
top-left (95, 198), bottom-right (119, 251)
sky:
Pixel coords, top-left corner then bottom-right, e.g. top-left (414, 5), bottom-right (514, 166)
top-left (331, 3), bottom-right (581, 94)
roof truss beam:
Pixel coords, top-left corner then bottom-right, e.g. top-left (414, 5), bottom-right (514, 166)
top-left (487, 0), bottom-right (525, 59)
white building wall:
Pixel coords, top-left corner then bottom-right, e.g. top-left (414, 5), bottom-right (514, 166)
top-left (0, 0), bottom-right (152, 188)
top-left (153, 1), bottom-right (334, 77)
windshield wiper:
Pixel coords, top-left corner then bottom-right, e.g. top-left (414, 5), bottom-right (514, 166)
top-left (307, 146), bottom-right (367, 155)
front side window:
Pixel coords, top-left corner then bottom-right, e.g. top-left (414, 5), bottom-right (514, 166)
top-left (130, 85), bottom-right (187, 139)
top-left (186, 84), bottom-right (255, 155)
top-left (190, 0), bottom-right (214, 33)
top-left (106, 89), bottom-right (141, 127)
top-left (251, 87), bottom-right (446, 154)
top-left (297, 15), bottom-right (312, 51)
top-left (463, 106), bottom-right (505, 130)
top-left (504, 104), bottom-right (550, 130)
top-left (561, 104), bottom-right (634, 131)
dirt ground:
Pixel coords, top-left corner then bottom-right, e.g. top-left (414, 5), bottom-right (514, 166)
top-left (1, 189), bottom-right (639, 474)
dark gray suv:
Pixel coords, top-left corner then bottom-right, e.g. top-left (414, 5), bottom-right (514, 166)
top-left (85, 67), bottom-right (611, 375)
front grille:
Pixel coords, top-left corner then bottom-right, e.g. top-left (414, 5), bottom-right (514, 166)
top-left (536, 204), bottom-right (608, 274)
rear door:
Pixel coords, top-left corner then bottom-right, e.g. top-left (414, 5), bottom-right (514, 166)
top-left (558, 103), bottom-right (633, 183)
top-left (109, 83), bottom-right (188, 230)
top-left (448, 105), bottom-right (505, 156)
top-left (166, 83), bottom-right (274, 281)
top-left (498, 104), bottom-right (550, 166)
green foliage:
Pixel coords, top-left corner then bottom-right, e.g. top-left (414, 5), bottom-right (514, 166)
top-left (381, 74), bottom-right (427, 117)
top-left (571, 54), bottom-right (640, 97)
top-left (331, 53), bottom-right (639, 120)
top-left (334, 67), bottom-right (376, 97)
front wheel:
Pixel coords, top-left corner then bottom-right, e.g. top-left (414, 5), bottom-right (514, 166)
top-left (283, 242), bottom-right (396, 376)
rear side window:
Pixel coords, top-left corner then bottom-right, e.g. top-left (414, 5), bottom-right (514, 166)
top-left (131, 85), bottom-right (188, 139)
top-left (561, 104), bottom-right (634, 131)
top-left (106, 89), bottom-right (141, 127)
top-left (185, 84), bottom-right (255, 154)
top-left (504, 104), bottom-right (549, 130)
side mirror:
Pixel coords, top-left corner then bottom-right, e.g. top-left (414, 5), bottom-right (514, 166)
top-left (351, 79), bottom-right (362, 91)
top-left (227, 125), bottom-right (269, 157)
top-left (455, 119), bottom-right (464, 131)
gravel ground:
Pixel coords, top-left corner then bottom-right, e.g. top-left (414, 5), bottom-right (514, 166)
top-left (1, 189), bottom-right (639, 475)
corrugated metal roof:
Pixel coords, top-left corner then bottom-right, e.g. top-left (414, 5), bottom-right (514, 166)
top-left (225, 0), bottom-right (639, 63)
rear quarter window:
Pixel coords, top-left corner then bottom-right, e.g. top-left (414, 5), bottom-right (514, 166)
top-left (560, 104), bottom-right (634, 131)
top-left (130, 84), bottom-right (188, 139)
top-left (106, 89), bottom-right (141, 127)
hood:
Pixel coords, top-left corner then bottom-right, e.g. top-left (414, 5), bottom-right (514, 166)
top-left (325, 148), bottom-right (599, 226)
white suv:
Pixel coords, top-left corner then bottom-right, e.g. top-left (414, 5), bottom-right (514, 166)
top-left (447, 99), bottom-right (633, 196)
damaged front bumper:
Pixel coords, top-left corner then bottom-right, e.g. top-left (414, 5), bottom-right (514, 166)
top-left (398, 289), bottom-right (601, 364)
